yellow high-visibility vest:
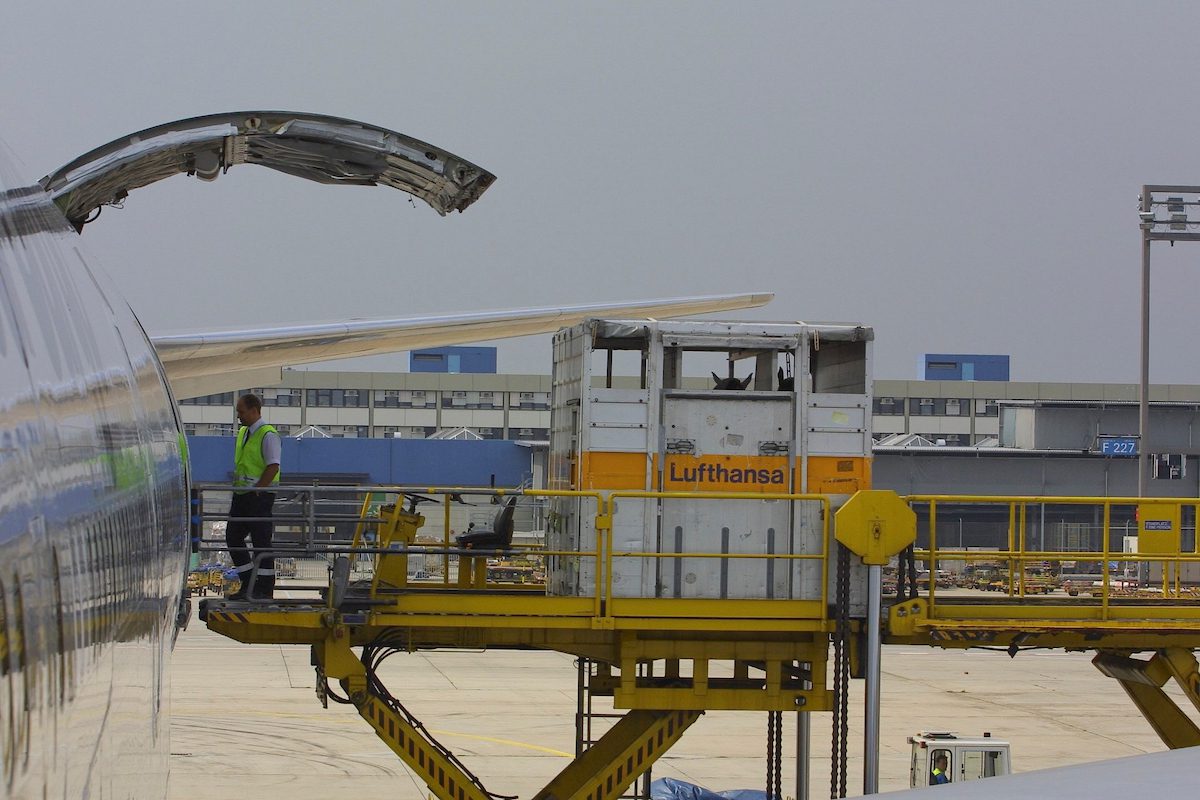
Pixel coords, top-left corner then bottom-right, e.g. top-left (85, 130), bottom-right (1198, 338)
top-left (234, 424), bottom-right (280, 489)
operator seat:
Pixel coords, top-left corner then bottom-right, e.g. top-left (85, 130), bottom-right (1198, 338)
top-left (455, 496), bottom-right (517, 550)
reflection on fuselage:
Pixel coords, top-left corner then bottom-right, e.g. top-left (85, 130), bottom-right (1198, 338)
top-left (0, 163), bottom-right (189, 797)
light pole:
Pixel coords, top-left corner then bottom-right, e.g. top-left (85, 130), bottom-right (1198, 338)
top-left (1137, 185), bottom-right (1200, 495)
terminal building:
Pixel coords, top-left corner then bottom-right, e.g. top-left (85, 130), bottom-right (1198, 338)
top-left (179, 346), bottom-right (1200, 499)
top-left (179, 367), bottom-right (1200, 448)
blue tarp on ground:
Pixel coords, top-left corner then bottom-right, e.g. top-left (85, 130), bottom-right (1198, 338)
top-left (650, 778), bottom-right (770, 800)
top-left (187, 436), bottom-right (533, 487)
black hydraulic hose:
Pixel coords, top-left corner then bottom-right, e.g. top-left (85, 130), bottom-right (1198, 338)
top-left (359, 633), bottom-right (516, 800)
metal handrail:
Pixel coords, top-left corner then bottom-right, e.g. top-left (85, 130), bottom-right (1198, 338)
top-left (904, 495), bottom-right (1200, 621)
top-left (192, 482), bottom-right (838, 622)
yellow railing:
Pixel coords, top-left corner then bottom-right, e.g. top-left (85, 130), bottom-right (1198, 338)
top-left (906, 495), bottom-right (1200, 621)
top-left (334, 486), bottom-right (834, 622)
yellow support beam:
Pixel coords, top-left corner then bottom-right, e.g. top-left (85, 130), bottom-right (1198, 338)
top-left (359, 694), bottom-right (493, 800)
top-left (533, 710), bottom-right (701, 800)
top-left (1093, 649), bottom-right (1200, 750)
top-left (313, 630), bottom-right (498, 800)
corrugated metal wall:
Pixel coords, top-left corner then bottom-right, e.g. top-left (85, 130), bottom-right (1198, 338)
top-left (874, 452), bottom-right (1199, 498)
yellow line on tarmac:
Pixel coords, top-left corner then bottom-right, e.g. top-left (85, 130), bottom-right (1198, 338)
top-left (427, 729), bottom-right (572, 758)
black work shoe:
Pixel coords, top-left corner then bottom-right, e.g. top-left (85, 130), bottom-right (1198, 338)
top-left (226, 585), bottom-right (250, 600)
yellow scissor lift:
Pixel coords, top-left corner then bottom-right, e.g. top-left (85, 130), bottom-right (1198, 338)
top-left (203, 486), bottom-right (874, 800)
top-left (201, 489), bottom-right (1200, 799)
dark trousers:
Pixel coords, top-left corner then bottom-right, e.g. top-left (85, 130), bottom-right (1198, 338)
top-left (226, 490), bottom-right (276, 596)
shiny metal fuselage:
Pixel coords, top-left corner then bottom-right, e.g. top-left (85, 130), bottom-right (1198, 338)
top-left (0, 169), bottom-right (189, 797)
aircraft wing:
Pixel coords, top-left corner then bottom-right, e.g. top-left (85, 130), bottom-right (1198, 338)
top-left (154, 292), bottom-right (773, 399)
top-left (39, 111), bottom-right (495, 230)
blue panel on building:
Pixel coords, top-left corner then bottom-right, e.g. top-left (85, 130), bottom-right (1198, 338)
top-left (410, 346), bottom-right (497, 374)
top-left (187, 436), bottom-right (532, 487)
top-left (923, 354), bottom-right (1010, 381)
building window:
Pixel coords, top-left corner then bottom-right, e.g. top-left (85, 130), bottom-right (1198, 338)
top-left (912, 398), bottom-right (936, 416)
top-left (249, 388), bottom-right (301, 407)
top-left (512, 391), bottom-right (550, 411)
top-left (179, 391), bottom-right (235, 406)
top-left (975, 399), bottom-right (999, 417)
top-left (873, 396), bottom-right (903, 416)
top-left (305, 388), bottom-right (368, 408)
top-left (374, 389), bottom-right (415, 408)
top-left (511, 427), bottom-right (548, 441)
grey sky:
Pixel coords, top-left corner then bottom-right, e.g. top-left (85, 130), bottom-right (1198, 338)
top-left (2, 2), bottom-right (1196, 383)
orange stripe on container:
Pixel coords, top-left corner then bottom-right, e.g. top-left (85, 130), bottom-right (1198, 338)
top-left (578, 452), bottom-right (648, 490)
top-left (803, 456), bottom-right (871, 494)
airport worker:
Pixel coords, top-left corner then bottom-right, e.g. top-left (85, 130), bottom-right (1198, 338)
top-left (226, 393), bottom-right (281, 600)
top-left (931, 754), bottom-right (950, 785)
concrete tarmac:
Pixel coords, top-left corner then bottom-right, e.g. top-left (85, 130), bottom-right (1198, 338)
top-left (168, 595), bottom-right (1175, 798)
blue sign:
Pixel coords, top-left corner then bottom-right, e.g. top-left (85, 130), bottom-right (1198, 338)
top-left (1098, 436), bottom-right (1138, 457)
top-left (1144, 520), bottom-right (1173, 531)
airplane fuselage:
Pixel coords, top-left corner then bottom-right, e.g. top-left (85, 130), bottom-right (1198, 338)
top-left (0, 177), bottom-right (189, 798)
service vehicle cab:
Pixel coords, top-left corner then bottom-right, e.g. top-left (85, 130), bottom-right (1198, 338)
top-left (908, 731), bottom-right (1011, 788)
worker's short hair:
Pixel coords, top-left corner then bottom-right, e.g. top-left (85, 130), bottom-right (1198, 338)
top-left (238, 393), bottom-right (263, 411)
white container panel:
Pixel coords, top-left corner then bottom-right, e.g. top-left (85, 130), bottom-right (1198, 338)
top-left (790, 502), bottom-right (827, 601)
top-left (548, 495), bottom-right (599, 595)
top-left (665, 396), bottom-right (793, 456)
top-left (608, 497), bottom-right (654, 597)
top-left (587, 426), bottom-right (650, 452)
top-left (808, 395), bottom-right (869, 456)
top-left (659, 499), bottom-right (793, 599)
top-left (588, 403), bottom-right (648, 426)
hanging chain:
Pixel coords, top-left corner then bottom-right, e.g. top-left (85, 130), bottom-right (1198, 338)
top-left (766, 710), bottom-right (783, 799)
top-left (830, 544), bottom-right (851, 799)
